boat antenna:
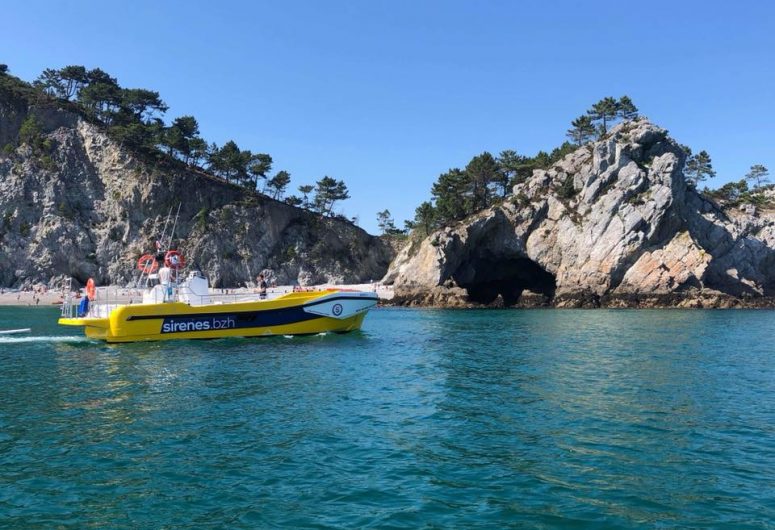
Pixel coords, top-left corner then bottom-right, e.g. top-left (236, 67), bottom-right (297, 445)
top-left (168, 203), bottom-right (182, 250)
top-left (158, 205), bottom-right (173, 251)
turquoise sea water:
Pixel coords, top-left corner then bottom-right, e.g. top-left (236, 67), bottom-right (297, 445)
top-left (0, 306), bottom-right (773, 528)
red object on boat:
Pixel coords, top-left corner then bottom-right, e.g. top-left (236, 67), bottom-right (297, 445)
top-left (164, 250), bottom-right (186, 269)
top-left (85, 278), bottom-right (96, 301)
top-left (137, 254), bottom-right (159, 273)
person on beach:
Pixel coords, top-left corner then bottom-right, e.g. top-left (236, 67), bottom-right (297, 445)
top-left (257, 274), bottom-right (268, 299)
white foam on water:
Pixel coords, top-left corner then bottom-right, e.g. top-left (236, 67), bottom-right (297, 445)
top-left (283, 335), bottom-right (294, 339)
top-left (0, 335), bottom-right (92, 344)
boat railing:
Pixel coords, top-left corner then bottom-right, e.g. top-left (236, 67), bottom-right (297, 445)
top-left (60, 278), bottom-right (74, 318)
top-left (61, 284), bottom-right (146, 319)
top-left (176, 285), bottom-right (292, 306)
top-left (59, 278), bottom-right (335, 316)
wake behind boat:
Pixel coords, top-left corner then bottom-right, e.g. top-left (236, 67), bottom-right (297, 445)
top-left (0, 328), bottom-right (31, 335)
top-left (58, 209), bottom-right (378, 343)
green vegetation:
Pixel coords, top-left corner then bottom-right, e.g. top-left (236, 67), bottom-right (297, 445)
top-left (587, 97), bottom-right (619, 135)
top-left (585, 96), bottom-right (639, 136)
top-left (297, 185), bottom-right (314, 208)
top-left (313, 176), bottom-right (350, 216)
top-left (745, 164), bottom-right (770, 188)
top-left (566, 115), bottom-right (595, 146)
top-left (406, 142), bottom-right (578, 233)
top-left (1, 63), bottom-right (357, 220)
top-left (377, 209), bottom-right (404, 236)
top-left (705, 165), bottom-right (772, 208)
top-left (557, 174), bottom-right (577, 199)
top-left (401, 96), bottom-right (644, 235)
top-left (680, 149), bottom-right (769, 205)
top-left (206, 140), bottom-right (273, 188)
top-left (684, 149), bottom-right (716, 187)
top-left (266, 170), bottom-right (291, 199)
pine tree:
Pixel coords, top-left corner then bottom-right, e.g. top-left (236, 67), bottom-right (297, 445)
top-left (587, 97), bottom-right (619, 135)
top-left (617, 95), bottom-right (639, 120)
top-left (684, 150), bottom-right (716, 186)
top-left (248, 153), bottom-right (273, 190)
top-left (414, 201), bottom-right (436, 236)
top-left (465, 152), bottom-right (499, 210)
top-left (745, 164), bottom-right (770, 188)
top-left (285, 196), bottom-right (303, 207)
top-left (566, 115), bottom-right (596, 145)
top-left (432, 168), bottom-right (470, 222)
top-left (377, 209), bottom-right (398, 234)
top-left (267, 170), bottom-right (291, 198)
top-left (298, 185), bottom-right (314, 208)
top-left (497, 150), bottom-right (528, 195)
top-left (313, 176), bottom-right (350, 216)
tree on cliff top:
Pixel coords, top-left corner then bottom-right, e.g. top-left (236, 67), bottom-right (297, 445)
top-left (267, 170), bottom-right (291, 199)
top-left (377, 209), bottom-right (404, 235)
top-left (585, 96), bottom-right (639, 137)
top-left (414, 201), bottom-right (437, 236)
top-left (431, 168), bottom-right (470, 222)
top-left (587, 97), bottom-right (619, 134)
top-left (567, 115), bottom-right (596, 146)
top-left (34, 66), bottom-right (88, 100)
top-left (161, 115), bottom-right (201, 161)
top-left (684, 150), bottom-right (716, 186)
top-left (313, 176), bottom-right (350, 216)
top-left (120, 88), bottom-right (168, 123)
top-left (745, 164), bottom-right (770, 188)
top-left (207, 141), bottom-right (273, 190)
top-left (617, 96), bottom-right (639, 120)
top-left (298, 185), bottom-right (314, 208)
top-left (466, 152), bottom-right (499, 211)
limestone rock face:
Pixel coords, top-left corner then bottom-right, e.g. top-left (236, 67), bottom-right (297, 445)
top-left (0, 106), bottom-right (393, 288)
top-left (386, 119), bottom-right (775, 307)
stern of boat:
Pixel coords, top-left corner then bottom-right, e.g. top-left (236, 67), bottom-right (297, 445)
top-left (58, 317), bottom-right (110, 339)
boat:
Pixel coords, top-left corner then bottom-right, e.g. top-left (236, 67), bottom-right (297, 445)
top-left (58, 210), bottom-right (378, 343)
top-left (59, 277), bottom-right (377, 343)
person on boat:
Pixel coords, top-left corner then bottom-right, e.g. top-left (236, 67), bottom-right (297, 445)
top-left (158, 253), bottom-right (173, 302)
top-left (77, 295), bottom-right (89, 317)
top-left (257, 274), bottom-right (268, 300)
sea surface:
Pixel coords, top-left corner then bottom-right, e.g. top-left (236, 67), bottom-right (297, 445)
top-left (0, 306), bottom-right (773, 529)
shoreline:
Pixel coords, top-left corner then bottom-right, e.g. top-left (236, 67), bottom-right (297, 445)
top-left (0, 283), bottom-right (395, 307)
top-left (4, 285), bottom-right (772, 310)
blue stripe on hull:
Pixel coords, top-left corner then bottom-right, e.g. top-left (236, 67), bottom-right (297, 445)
top-left (151, 307), bottom-right (322, 334)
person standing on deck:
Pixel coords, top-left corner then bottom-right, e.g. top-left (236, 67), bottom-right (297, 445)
top-left (158, 253), bottom-right (173, 302)
top-left (257, 274), bottom-right (268, 300)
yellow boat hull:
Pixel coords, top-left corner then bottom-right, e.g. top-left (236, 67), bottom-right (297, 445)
top-left (59, 290), bottom-right (376, 343)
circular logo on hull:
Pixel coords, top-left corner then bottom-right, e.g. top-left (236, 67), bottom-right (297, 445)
top-left (332, 303), bottom-right (343, 316)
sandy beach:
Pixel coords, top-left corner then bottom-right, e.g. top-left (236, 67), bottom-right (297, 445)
top-left (0, 283), bottom-right (394, 307)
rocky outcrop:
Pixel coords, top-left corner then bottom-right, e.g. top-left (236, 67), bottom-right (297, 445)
top-left (385, 119), bottom-right (775, 307)
top-left (0, 103), bottom-right (393, 288)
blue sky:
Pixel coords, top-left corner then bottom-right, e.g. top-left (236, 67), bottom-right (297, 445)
top-left (3, 0), bottom-right (773, 233)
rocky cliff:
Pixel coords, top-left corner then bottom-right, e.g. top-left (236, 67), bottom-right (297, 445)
top-left (385, 119), bottom-right (775, 307)
top-left (0, 101), bottom-right (393, 288)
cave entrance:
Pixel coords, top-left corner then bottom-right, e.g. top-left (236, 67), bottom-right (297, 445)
top-left (453, 256), bottom-right (556, 306)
